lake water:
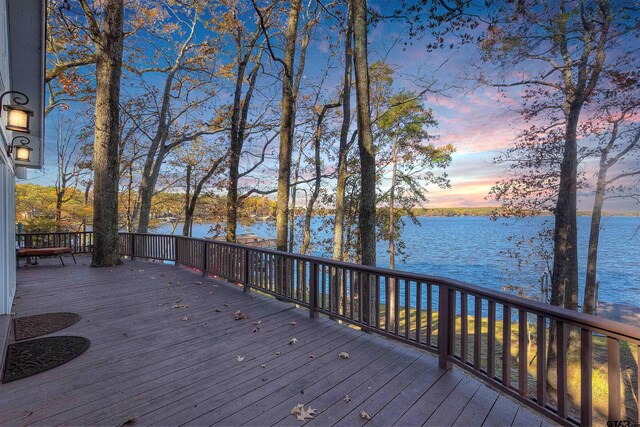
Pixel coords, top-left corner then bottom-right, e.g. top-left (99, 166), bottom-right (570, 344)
top-left (155, 216), bottom-right (640, 307)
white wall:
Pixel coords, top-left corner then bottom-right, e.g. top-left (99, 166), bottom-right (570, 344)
top-left (0, 0), bottom-right (17, 315)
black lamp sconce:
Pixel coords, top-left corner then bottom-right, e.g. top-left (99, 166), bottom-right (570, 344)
top-left (8, 136), bottom-right (32, 162)
top-left (1, 91), bottom-right (34, 162)
top-left (1, 91), bottom-right (34, 134)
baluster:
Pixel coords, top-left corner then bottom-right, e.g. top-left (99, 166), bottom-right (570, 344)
top-left (342, 269), bottom-right (347, 317)
top-left (437, 285), bottom-right (453, 370)
top-left (557, 321), bottom-right (568, 418)
top-left (375, 275), bottom-right (381, 329)
top-left (416, 282), bottom-right (423, 344)
top-left (309, 262), bottom-right (318, 318)
top-left (487, 300), bottom-right (496, 379)
top-left (385, 276), bottom-right (390, 333)
top-left (518, 310), bottom-right (527, 396)
top-left (474, 296), bottom-right (481, 370)
top-left (503, 304), bottom-right (511, 387)
top-left (394, 278), bottom-right (400, 336)
top-left (536, 315), bottom-right (546, 408)
top-left (243, 248), bottom-right (250, 292)
top-left (348, 270), bottom-right (354, 320)
top-left (427, 283), bottom-right (433, 347)
top-left (202, 241), bottom-right (207, 276)
top-left (460, 293), bottom-right (467, 363)
top-left (580, 328), bottom-right (592, 426)
top-left (608, 337), bottom-right (621, 421)
top-left (405, 280), bottom-right (410, 339)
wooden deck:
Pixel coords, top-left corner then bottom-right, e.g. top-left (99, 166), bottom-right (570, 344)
top-left (1, 257), bottom-right (553, 426)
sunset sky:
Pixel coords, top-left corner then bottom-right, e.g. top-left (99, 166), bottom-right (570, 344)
top-left (28, 1), bottom-right (639, 214)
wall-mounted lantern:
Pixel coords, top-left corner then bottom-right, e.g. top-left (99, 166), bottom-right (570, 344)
top-left (8, 136), bottom-right (32, 162)
top-left (1, 91), bottom-right (33, 134)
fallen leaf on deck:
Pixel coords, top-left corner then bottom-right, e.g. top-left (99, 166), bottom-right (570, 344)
top-left (236, 355), bottom-right (244, 362)
top-left (261, 364), bottom-right (267, 368)
top-left (288, 321), bottom-right (298, 326)
top-left (161, 272), bottom-right (166, 277)
top-left (289, 338), bottom-right (298, 345)
top-left (262, 377), bottom-right (267, 381)
top-left (182, 316), bottom-right (189, 321)
top-left (234, 310), bottom-right (249, 320)
top-left (196, 281), bottom-right (202, 285)
top-left (275, 351), bottom-right (281, 356)
top-left (308, 355), bottom-right (315, 359)
top-left (215, 309), bottom-right (222, 312)
top-left (173, 304), bottom-right (189, 309)
top-left (360, 411), bottom-right (371, 420)
top-left (290, 404), bottom-right (317, 421)
top-left (22, 411), bottom-right (33, 419)
top-left (339, 352), bottom-right (350, 359)
top-left (175, 298), bottom-right (181, 303)
top-left (343, 395), bottom-right (351, 402)
top-left (117, 415), bottom-right (139, 427)
top-left (224, 303), bottom-right (229, 307)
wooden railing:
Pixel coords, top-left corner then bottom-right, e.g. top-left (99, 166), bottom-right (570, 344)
top-left (15, 231), bottom-right (94, 253)
top-left (16, 231), bottom-right (640, 426)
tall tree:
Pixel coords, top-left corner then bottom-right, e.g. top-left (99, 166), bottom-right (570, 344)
top-left (352, 0), bottom-right (376, 268)
top-left (78, 0), bottom-right (125, 266)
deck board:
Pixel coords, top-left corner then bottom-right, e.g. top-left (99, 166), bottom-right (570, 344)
top-left (1, 257), bottom-right (554, 426)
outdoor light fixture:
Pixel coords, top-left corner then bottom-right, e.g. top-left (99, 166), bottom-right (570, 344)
top-left (1, 91), bottom-right (33, 133)
top-left (8, 136), bottom-right (32, 162)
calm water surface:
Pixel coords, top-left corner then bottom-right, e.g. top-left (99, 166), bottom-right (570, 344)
top-left (156, 216), bottom-right (640, 307)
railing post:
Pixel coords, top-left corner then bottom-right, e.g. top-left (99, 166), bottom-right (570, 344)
top-left (309, 262), bottom-right (318, 318)
top-left (174, 236), bottom-right (179, 266)
top-left (130, 234), bottom-right (136, 260)
top-left (202, 241), bottom-right (207, 277)
top-left (438, 284), bottom-right (453, 370)
top-left (243, 248), bottom-right (250, 293)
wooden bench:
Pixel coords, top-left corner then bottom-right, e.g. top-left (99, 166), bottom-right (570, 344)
top-left (17, 247), bottom-right (76, 267)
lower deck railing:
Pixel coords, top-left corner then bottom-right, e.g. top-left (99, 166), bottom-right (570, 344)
top-left (16, 231), bottom-right (640, 426)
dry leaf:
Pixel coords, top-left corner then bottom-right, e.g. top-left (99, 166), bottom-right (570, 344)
top-left (275, 351), bottom-right (281, 356)
top-left (173, 304), bottom-right (189, 309)
top-left (297, 406), bottom-right (317, 421)
top-left (261, 364), bottom-right (267, 368)
top-left (234, 310), bottom-right (249, 320)
top-left (236, 355), bottom-right (245, 362)
top-left (360, 411), bottom-right (372, 420)
top-left (308, 355), bottom-right (315, 359)
top-left (215, 309), bottom-right (222, 312)
top-left (339, 352), bottom-right (350, 359)
top-left (224, 303), bottom-right (229, 307)
top-left (196, 281), bottom-right (202, 285)
top-left (117, 416), bottom-right (139, 427)
top-left (22, 412), bottom-right (33, 419)
top-left (291, 404), bottom-right (317, 421)
top-left (343, 395), bottom-right (351, 402)
top-left (182, 316), bottom-right (189, 321)
top-left (262, 377), bottom-right (268, 381)
top-left (288, 321), bottom-right (298, 326)
top-left (289, 338), bottom-right (298, 345)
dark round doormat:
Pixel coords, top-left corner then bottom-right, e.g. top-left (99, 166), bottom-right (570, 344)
top-left (14, 312), bottom-right (81, 341)
top-left (2, 336), bottom-right (90, 383)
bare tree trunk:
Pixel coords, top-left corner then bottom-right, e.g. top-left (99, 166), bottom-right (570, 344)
top-left (333, 5), bottom-right (353, 262)
top-left (275, 0), bottom-right (301, 253)
top-left (352, 0), bottom-right (376, 323)
top-left (182, 164), bottom-right (192, 237)
top-left (583, 165), bottom-right (606, 315)
top-left (88, 0), bottom-right (124, 267)
top-left (289, 139), bottom-right (306, 252)
top-left (55, 193), bottom-right (63, 232)
top-left (387, 132), bottom-right (398, 329)
top-left (226, 35), bottom-right (261, 243)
